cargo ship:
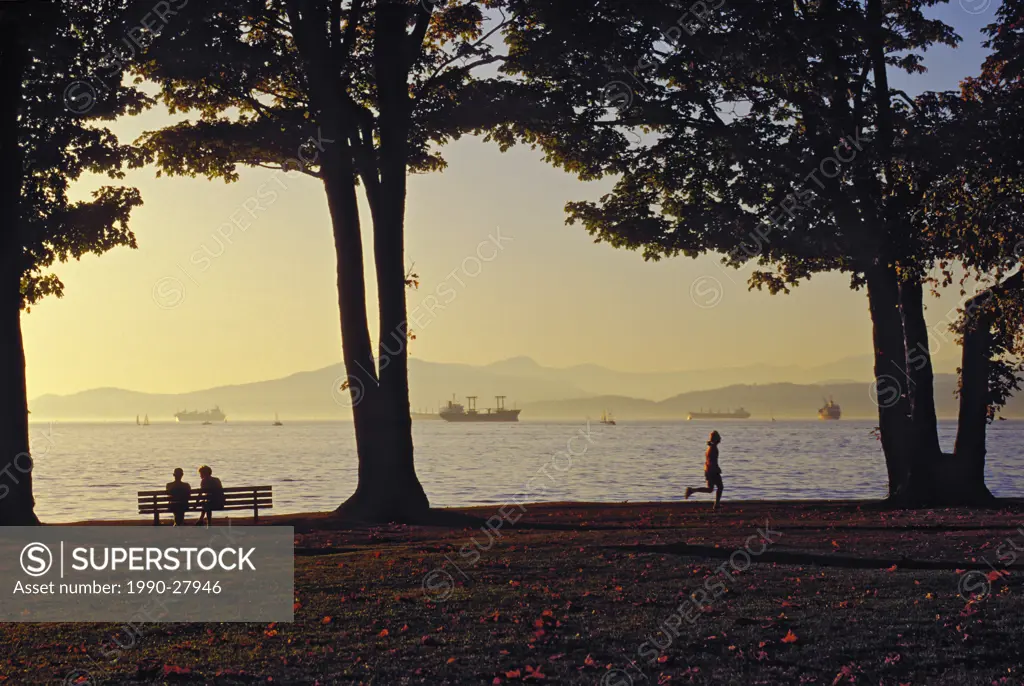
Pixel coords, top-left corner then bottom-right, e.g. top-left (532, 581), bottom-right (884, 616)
top-left (440, 395), bottom-right (521, 422)
top-left (687, 407), bottom-right (751, 420)
top-left (818, 397), bottom-right (841, 420)
top-left (174, 406), bottom-right (226, 423)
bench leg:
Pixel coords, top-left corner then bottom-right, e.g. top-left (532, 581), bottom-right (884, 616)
top-left (254, 503), bottom-right (259, 523)
top-left (153, 511), bottom-right (159, 526)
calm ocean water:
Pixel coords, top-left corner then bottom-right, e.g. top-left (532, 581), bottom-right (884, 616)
top-left (24, 419), bottom-right (1024, 523)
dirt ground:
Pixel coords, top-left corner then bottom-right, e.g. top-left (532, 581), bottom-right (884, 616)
top-left (4, 500), bottom-right (1024, 684)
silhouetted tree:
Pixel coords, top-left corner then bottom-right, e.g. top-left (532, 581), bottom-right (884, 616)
top-left (135, 0), bottom-right (533, 521)
top-left (909, 0), bottom-right (1024, 497)
top-left (500, 0), bottom-right (1020, 504)
top-left (0, 1), bottom-right (145, 525)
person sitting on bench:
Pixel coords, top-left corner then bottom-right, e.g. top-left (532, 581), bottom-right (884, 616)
top-left (195, 465), bottom-right (225, 527)
top-left (165, 467), bottom-right (192, 526)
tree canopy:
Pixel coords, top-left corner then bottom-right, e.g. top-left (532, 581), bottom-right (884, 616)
top-left (498, 0), bottom-right (1024, 504)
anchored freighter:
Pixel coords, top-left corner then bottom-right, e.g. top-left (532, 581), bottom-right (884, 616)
top-left (440, 395), bottom-right (520, 422)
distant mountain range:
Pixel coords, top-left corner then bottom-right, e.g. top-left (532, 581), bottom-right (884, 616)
top-left (30, 355), bottom-right (1017, 421)
top-left (524, 376), bottom-right (1021, 419)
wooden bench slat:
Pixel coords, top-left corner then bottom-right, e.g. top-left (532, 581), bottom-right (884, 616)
top-left (138, 501), bottom-right (274, 509)
top-left (139, 499), bottom-right (274, 509)
top-left (142, 497), bottom-right (276, 507)
top-left (138, 486), bottom-right (272, 496)
top-left (139, 504), bottom-right (274, 513)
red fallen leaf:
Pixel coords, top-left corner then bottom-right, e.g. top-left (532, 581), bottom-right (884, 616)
top-left (264, 629), bottom-right (278, 638)
top-left (524, 665), bottom-right (547, 680)
top-left (162, 665), bottom-right (192, 676)
top-left (421, 635), bottom-right (439, 646)
top-left (321, 616), bottom-right (332, 625)
top-left (293, 602), bottom-right (302, 611)
top-left (548, 653), bottom-right (565, 661)
top-left (885, 564), bottom-right (898, 572)
top-left (583, 654), bottom-right (597, 668)
top-left (657, 654), bottom-right (670, 663)
top-left (493, 679), bottom-right (503, 685)
top-left (500, 650), bottom-right (510, 656)
top-left (378, 629), bottom-right (389, 638)
top-left (986, 570), bottom-right (1004, 582)
top-left (400, 624), bottom-right (409, 633)
top-left (506, 669), bottom-right (522, 678)
top-left (446, 657), bottom-right (457, 664)
top-left (781, 630), bottom-right (798, 644)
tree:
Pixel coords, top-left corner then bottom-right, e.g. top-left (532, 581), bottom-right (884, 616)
top-left (499, 0), bottom-right (1016, 504)
top-left (134, 0), bottom-right (531, 521)
top-left (0, 1), bottom-right (146, 525)
top-left (915, 0), bottom-right (1024, 490)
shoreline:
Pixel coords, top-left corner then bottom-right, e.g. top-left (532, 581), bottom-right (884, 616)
top-left (50, 497), bottom-right (1024, 528)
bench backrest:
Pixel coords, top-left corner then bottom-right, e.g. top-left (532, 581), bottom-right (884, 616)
top-left (137, 486), bottom-right (272, 512)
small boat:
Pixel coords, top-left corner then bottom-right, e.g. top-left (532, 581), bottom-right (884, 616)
top-left (136, 414), bottom-right (140, 426)
top-left (998, 416), bottom-right (1008, 421)
top-left (202, 421), bottom-right (212, 425)
top-left (818, 397), bottom-right (841, 420)
top-left (600, 410), bottom-right (616, 425)
top-left (143, 414), bottom-right (150, 426)
top-left (273, 412), bottom-right (283, 426)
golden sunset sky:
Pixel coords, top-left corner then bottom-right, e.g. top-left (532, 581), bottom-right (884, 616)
top-left (22, 2), bottom-right (997, 397)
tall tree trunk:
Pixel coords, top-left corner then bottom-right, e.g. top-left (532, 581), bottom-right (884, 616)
top-left (865, 262), bottom-right (913, 498)
top-left (321, 140), bottom-right (426, 522)
top-left (356, 3), bottom-right (429, 520)
top-left (953, 271), bottom-right (1023, 502)
top-left (897, 277), bottom-right (943, 499)
top-left (0, 10), bottom-right (38, 526)
top-left (285, 0), bottom-right (429, 522)
top-left (954, 298), bottom-right (992, 492)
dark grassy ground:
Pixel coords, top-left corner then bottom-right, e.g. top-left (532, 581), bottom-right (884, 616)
top-left (4, 501), bottom-right (1024, 685)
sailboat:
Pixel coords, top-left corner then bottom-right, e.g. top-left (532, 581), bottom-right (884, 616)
top-left (136, 415), bottom-right (140, 426)
top-left (143, 414), bottom-right (150, 426)
top-left (600, 410), bottom-right (616, 425)
top-left (273, 412), bottom-right (283, 426)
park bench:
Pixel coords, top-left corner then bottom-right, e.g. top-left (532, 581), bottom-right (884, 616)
top-left (137, 486), bottom-right (273, 525)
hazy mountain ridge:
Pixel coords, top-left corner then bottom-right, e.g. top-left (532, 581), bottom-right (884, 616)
top-left (29, 355), bottom-right (1008, 421)
top-left (524, 375), bottom-right (1024, 420)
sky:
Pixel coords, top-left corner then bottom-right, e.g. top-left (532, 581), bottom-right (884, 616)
top-left (22, 1), bottom-right (1002, 398)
